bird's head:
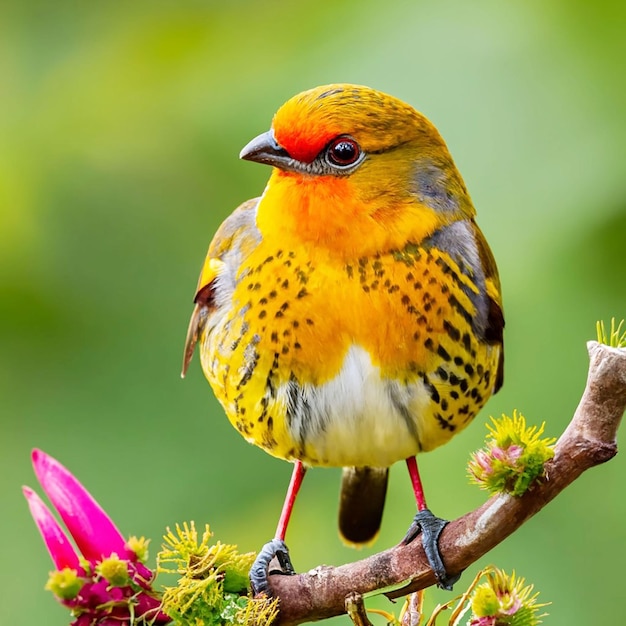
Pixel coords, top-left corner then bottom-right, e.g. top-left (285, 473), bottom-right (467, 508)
top-left (241, 84), bottom-right (475, 255)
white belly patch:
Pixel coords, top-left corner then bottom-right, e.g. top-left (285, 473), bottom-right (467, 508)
top-left (275, 345), bottom-right (430, 467)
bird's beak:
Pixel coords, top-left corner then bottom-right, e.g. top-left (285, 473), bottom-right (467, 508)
top-left (239, 130), bottom-right (293, 169)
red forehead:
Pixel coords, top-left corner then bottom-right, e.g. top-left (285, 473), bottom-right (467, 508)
top-left (269, 83), bottom-right (427, 163)
top-left (272, 96), bottom-right (343, 163)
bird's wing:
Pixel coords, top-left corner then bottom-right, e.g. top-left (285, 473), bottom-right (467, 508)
top-left (473, 223), bottom-right (505, 392)
top-left (421, 219), bottom-right (504, 393)
top-left (181, 198), bottom-right (261, 377)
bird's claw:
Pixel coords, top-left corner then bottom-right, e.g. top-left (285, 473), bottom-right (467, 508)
top-left (249, 538), bottom-right (296, 596)
top-left (402, 509), bottom-right (460, 591)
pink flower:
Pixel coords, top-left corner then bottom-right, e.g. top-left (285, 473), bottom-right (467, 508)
top-left (473, 450), bottom-right (495, 475)
top-left (491, 444), bottom-right (523, 464)
top-left (23, 486), bottom-right (81, 571)
top-left (23, 449), bottom-right (170, 625)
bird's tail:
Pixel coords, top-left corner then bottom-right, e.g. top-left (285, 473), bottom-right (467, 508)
top-left (338, 466), bottom-right (389, 547)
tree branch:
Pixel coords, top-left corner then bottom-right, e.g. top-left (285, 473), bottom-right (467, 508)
top-left (264, 342), bottom-right (626, 625)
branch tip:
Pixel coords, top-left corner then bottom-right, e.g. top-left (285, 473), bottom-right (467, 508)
top-left (268, 340), bottom-right (626, 625)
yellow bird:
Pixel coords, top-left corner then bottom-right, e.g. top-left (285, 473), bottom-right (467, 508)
top-left (183, 84), bottom-right (504, 594)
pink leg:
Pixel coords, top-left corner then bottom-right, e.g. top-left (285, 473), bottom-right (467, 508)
top-left (406, 456), bottom-right (427, 511)
top-left (250, 461), bottom-right (307, 594)
top-left (275, 461), bottom-right (307, 541)
top-left (403, 456), bottom-right (458, 589)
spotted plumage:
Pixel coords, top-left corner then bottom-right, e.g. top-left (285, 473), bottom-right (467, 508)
top-left (183, 84), bottom-right (504, 591)
top-left (188, 199), bottom-right (502, 464)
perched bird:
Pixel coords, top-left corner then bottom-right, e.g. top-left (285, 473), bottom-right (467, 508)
top-left (182, 84), bottom-right (504, 594)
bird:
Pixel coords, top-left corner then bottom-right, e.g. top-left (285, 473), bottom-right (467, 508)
top-left (182, 83), bottom-right (504, 595)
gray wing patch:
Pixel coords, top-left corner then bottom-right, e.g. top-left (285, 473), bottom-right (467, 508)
top-left (423, 220), bottom-right (490, 340)
top-left (411, 159), bottom-right (461, 214)
top-left (211, 198), bottom-right (262, 310)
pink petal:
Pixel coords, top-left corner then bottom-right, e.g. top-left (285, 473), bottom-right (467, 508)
top-left (78, 579), bottom-right (111, 607)
top-left (135, 593), bottom-right (171, 623)
top-left (23, 486), bottom-right (81, 570)
top-left (130, 561), bottom-right (155, 588)
top-left (32, 449), bottom-right (132, 562)
top-left (490, 446), bottom-right (506, 461)
top-left (475, 450), bottom-right (494, 473)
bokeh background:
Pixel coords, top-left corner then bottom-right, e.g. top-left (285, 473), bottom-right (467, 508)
top-left (2, 1), bottom-right (625, 624)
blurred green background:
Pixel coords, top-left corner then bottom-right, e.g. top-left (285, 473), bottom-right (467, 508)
top-left (2, 0), bottom-right (625, 624)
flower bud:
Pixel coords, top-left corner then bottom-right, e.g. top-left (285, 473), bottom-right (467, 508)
top-left (96, 553), bottom-right (131, 586)
top-left (45, 568), bottom-right (83, 601)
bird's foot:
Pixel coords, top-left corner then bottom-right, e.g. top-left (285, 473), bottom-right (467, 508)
top-left (402, 509), bottom-right (460, 590)
top-left (249, 538), bottom-right (296, 596)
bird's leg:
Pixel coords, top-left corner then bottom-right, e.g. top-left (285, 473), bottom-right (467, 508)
top-left (275, 460), bottom-right (307, 543)
top-left (402, 456), bottom-right (460, 590)
top-left (249, 461), bottom-right (306, 596)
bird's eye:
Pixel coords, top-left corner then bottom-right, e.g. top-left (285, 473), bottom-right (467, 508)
top-left (325, 136), bottom-right (362, 168)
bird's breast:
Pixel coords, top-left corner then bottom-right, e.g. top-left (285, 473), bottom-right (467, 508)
top-left (200, 239), bottom-right (500, 466)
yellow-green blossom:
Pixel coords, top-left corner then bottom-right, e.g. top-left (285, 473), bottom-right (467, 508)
top-left (468, 411), bottom-right (555, 496)
top-left (158, 521), bottom-right (278, 626)
top-left (379, 566), bottom-right (548, 626)
top-left (45, 568), bottom-right (83, 601)
top-left (469, 567), bottom-right (548, 626)
top-left (126, 535), bottom-right (150, 563)
top-left (96, 553), bottom-right (131, 586)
